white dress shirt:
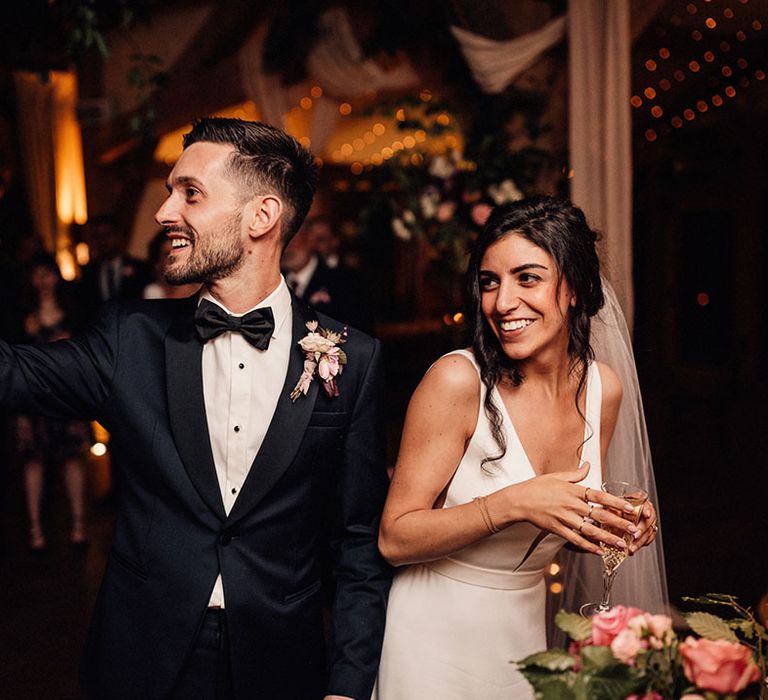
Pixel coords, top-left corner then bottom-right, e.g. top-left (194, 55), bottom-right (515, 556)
top-left (200, 278), bottom-right (293, 607)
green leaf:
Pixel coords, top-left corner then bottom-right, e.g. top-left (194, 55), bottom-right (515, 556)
top-left (555, 610), bottom-right (592, 641)
top-left (517, 648), bottom-right (575, 672)
top-left (580, 646), bottom-right (617, 672)
top-left (530, 677), bottom-right (577, 700)
top-left (729, 619), bottom-right (756, 638)
top-left (585, 674), bottom-right (642, 700)
top-left (684, 611), bottom-right (739, 641)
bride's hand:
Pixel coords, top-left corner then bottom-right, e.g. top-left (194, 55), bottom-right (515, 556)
top-left (503, 462), bottom-right (640, 555)
top-left (628, 500), bottom-right (659, 554)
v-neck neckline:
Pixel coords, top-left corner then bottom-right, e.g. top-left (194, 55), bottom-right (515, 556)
top-left (492, 363), bottom-right (594, 479)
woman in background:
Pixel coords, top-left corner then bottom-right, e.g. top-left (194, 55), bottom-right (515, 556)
top-left (16, 253), bottom-right (91, 550)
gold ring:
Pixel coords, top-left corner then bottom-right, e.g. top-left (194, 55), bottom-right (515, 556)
top-left (587, 503), bottom-right (595, 519)
top-left (651, 524), bottom-right (659, 532)
top-left (584, 487), bottom-right (592, 502)
top-left (577, 516), bottom-right (588, 534)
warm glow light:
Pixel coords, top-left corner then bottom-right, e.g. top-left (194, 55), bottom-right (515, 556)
top-left (689, 60), bottom-right (701, 72)
top-left (697, 292), bottom-right (710, 306)
top-left (645, 129), bottom-right (657, 142)
top-left (692, 29), bottom-right (703, 40)
top-left (697, 100), bottom-right (709, 112)
top-left (363, 131), bottom-right (375, 144)
top-left (704, 51), bottom-right (715, 62)
top-left (419, 89), bottom-right (432, 102)
top-left (353, 138), bottom-right (365, 150)
top-left (659, 48), bottom-right (670, 59)
top-left (299, 136), bottom-right (311, 148)
top-left (436, 113), bottom-right (450, 126)
top-left (659, 79), bottom-right (672, 91)
top-left (371, 153), bottom-right (383, 165)
top-left (75, 241), bottom-right (90, 266)
top-left (752, 20), bottom-right (762, 30)
top-left (310, 85), bottom-right (323, 98)
top-left (671, 116), bottom-right (683, 128)
top-left (392, 140), bottom-right (404, 152)
top-left (548, 563), bottom-right (561, 575)
top-left (736, 30), bottom-right (746, 41)
top-left (91, 442), bottom-right (108, 457)
top-left (550, 583), bottom-right (563, 594)
top-left (300, 97), bottom-right (313, 110)
top-left (350, 162), bottom-right (363, 175)
top-left (645, 59), bottom-right (658, 71)
top-left (414, 129), bottom-right (427, 142)
top-left (705, 17), bottom-right (717, 28)
top-left (372, 122), bottom-right (386, 136)
top-left (684, 108), bottom-right (696, 120)
top-left (395, 108), bottom-right (405, 121)
top-left (725, 85), bottom-right (737, 97)
top-left (56, 249), bottom-right (77, 281)
top-left (722, 66), bottom-right (733, 77)
top-left (51, 71), bottom-right (88, 227)
top-left (712, 94), bottom-right (724, 106)
top-left (687, 3), bottom-right (697, 14)
top-left (737, 57), bottom-right (748, 69)
top-left (381, 147), bottom-right (393, 159)
top-left (724, 8), bottom-right (735, 18)
top-left (403, 135), bottom-right (416, 148)
top-left (452, 312), bottom-right (464, 324)
top-left (630, 95), bottom-right (643, 107)
top-left (340, 143), bottom-right (353, 156)
top-left (339, 102), bottom-right (352, 116)
top-left (756, 70), bottom-right (766, 80)
top-left (674, 70), bottom-right (686, 81)
top-left (651, 106), bottom-right (664, 117)
top-left (644, 87), bottom-right (657, 99)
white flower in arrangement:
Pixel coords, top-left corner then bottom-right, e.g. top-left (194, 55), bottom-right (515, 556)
top-left (391, 217), bottom-right (412, 241)
top-left (488, 179), bottom-right (524, 205)
top-left (419, 193), bottom-right (439, 219)
top-left (428, 154), bottom-right (456, 179)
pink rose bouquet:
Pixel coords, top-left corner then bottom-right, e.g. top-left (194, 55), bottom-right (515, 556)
top-left (518, 593), bottom-right (767, 699)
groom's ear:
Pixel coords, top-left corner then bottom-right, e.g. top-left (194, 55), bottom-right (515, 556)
top-left (246, 194), bottom-right (284, 241)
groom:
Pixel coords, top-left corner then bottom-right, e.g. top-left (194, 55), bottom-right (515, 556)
top-left (0, 118), bottom-right (392, 699)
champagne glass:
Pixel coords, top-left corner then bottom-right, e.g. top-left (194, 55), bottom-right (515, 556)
top-left (579, 480), bottom-right (648, 617)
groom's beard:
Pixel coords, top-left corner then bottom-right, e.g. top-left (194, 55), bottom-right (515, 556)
top-left (164, 213), bottom-right (245, 285)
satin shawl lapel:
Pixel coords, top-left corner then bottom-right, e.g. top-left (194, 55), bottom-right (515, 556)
top-left (165, 300), bottom-right (226, 521)
top-left (227, 300), bottom-right (319, 526)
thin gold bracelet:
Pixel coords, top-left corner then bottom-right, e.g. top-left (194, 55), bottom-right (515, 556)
top-left (473, 495), bottom-right (501, 534)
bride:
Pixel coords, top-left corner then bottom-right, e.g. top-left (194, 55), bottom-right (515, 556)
top-left (372, 196), bottom-right (666, 699)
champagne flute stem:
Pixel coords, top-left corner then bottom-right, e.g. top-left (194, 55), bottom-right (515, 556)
top-left (598, 566), bottom-right (618, 612)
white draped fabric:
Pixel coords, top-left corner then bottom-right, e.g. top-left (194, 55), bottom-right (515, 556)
top-left (238, 7), bottom-right (419, 153)
top-left (568, 0), bottom-right (634, 327)
top-left (449, 16), bottom-right (567, 95)
top-left (450, 2), bottom-right (635, 325)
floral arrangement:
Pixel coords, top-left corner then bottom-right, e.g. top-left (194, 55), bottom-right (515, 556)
top-left (517, 594), bottom-right (767, 699)
top-left (290, 321), bottom-right (347, 401)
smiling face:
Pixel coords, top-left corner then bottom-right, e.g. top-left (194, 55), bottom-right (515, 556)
top-left (154, 142), bottom-right (247, 285)
top-left (479, 232), bottom-right (574, 364)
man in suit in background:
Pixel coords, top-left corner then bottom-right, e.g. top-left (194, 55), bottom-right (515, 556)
top-left (77, 214), bottom-right (150, 319)
top-left (0, 117), bottom-right (391, 699)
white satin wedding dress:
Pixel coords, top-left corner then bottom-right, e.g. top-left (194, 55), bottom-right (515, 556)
top-left (371, 349), bottom-right (604, 699)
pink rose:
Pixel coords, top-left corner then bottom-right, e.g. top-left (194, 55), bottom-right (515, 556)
top-left (625, 694), bottom-right (662, 700)
top-left (591, 606), bottom-right (646, 646)
top-left (436, 201), bottom-right (456, 223)
top-left (679, 636), bottom-right (761, 694)
top-left (471, 203), bottom-right (492, 227)
top-left (679, 695), bottom-right (706, 700)
top-left (610, 628), bottom-right (644, 664)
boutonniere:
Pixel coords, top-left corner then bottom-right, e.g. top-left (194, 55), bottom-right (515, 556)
top-left (290, 321), bottom-right (348, 401)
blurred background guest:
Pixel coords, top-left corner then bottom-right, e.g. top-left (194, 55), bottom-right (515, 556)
top-left (282, 223), bottom-right (370, 332)
top-left (77, 215), bottom-right (150, 319)
top-left (14, 253), bottom-right (91, 551)
top-left (142, 229), bottom-right (200, 300)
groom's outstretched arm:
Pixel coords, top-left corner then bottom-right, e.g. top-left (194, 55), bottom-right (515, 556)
top-left (326, 336), bottom-right (392, 700)
top-left (0, 302), bottom-right (117, 419)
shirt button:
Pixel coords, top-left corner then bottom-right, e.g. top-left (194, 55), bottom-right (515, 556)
top-left (234, 425), bottom-right (240, 432)
top-left (231, 487), bottom-right (237, 495)
top-left (238, 363), bottom-right (245, 369)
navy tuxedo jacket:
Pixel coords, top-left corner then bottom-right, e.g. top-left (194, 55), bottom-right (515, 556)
top-left (0, 295), bottom-right (392, 699)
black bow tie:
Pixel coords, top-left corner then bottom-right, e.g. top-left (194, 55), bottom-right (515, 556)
top-left (194, 299), bottom-right (275, 351)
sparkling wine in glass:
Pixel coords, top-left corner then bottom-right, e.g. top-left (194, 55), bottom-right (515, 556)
top-left (580, 480), bottom-right (648, 617)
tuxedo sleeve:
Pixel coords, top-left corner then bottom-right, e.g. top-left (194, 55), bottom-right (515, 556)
top-left (326, 338), bottom-right (393, 699)
top-left (0, 301), bottom-right (118, 419)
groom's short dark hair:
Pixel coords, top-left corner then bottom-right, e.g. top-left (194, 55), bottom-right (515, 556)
top-left (183, 117), bottom-right (318, 245)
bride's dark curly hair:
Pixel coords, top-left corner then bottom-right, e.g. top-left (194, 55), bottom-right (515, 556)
top-left (466, 196), bottom-right (605, 467)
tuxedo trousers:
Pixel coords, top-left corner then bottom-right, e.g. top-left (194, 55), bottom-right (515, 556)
top-left (171, 609), bottom-right (233, 699)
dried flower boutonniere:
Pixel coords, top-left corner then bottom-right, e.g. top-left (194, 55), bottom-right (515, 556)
top-left (290, 321), bottom-right (348, 401)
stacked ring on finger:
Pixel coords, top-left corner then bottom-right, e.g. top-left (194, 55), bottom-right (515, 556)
top-left (577, 516), bottom-right (588, 534)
